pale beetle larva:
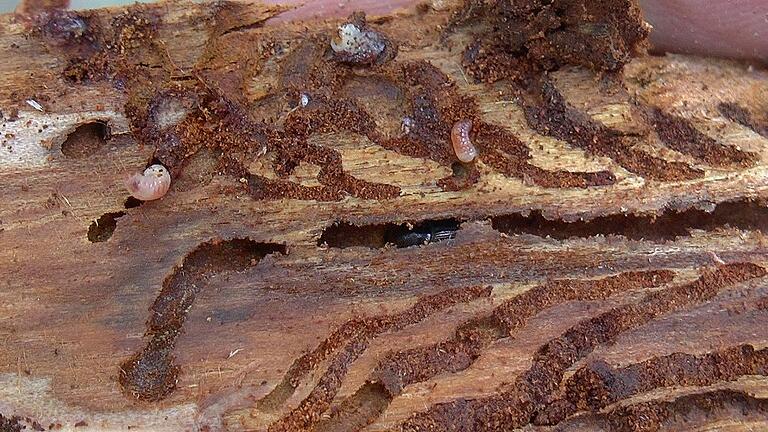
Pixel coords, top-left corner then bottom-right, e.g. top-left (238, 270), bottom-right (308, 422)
top-left (125, 164), bottom-right (171, 201)
top-left (451, 119), bottom-right (478, 163)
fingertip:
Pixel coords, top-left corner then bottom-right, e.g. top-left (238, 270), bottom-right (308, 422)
top-left (640, 0), bottom-right (768, 62)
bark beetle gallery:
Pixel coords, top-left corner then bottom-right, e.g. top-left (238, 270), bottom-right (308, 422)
top-left (0, 0), bottom-right (767, 431)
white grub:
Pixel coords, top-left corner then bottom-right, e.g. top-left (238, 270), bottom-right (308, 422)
top-left (26, 99), bottom-right (44, 112)
top-left (300, 93), bottom-right (310, 108)
top-left (451, 119), bottom-right (478, 163)
top-left (125, 164), bottom-right (171, 201)
top-left (330, 23), bottom-right (386, 63)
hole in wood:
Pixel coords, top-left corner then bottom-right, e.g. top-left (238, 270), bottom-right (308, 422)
top-left (123, 196), bottom-right (143, 209)
top-left (491, 199), bottom-right (768, 241)
top-left (87, 211), bottom-right (126, 243)
top-left (60, 121), bottom-right (110, 158)
top-left (318, 218), bottom-right (461, 249)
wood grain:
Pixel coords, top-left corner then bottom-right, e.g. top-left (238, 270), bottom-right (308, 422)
top-left (0, 1), bottom-right (767, 431)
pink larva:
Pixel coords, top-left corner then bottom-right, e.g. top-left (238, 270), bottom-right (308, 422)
top-left (451, 119), bottom-right (478, 163)
top-left (125, 164), bottom-right (171, 201)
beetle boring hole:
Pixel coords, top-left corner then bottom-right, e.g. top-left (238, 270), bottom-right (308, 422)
top-left (146, 157), bottom-right (163, 168)
top-left (318, 222), bottom-right (390, 249)
top-left (318, 218), bottom-right (461, 249)
top-left (183, 239), bottom-right (288, 273)
top-left (489, 200), bottom-right (768, 241)
top-left (87, 211), bottom-right (126, 242)
top-left (124, 196), bottom-right (143, 209)
top-left (61, 121), bottom-right (110, 158)
top-left (386, 219), bottom-right (461, 248)
top-left (451, 161), bottom-right (467, 178)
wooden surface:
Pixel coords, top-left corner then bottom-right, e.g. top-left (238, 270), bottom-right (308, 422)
top-left (1, 1), bottom-right (768, 431)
